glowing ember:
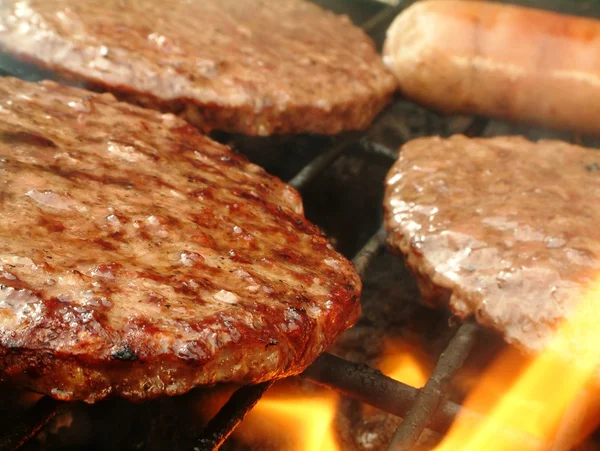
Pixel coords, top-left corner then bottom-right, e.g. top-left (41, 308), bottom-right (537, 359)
top-left (379, 339), bottom-right (431, 388)
top-left (435, 280), bottom-right (600, 451)
top-left (236, 391), bottom-right (340, 450)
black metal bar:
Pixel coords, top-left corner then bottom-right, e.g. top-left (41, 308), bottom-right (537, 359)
top-left (359, 138), bottom-right (398, 161)
top-left (288, 134), bottom-right (359, 191)
top-left (287, 107), bottom-right (400, 192)
top-left (360, 0), bottom-right (415, 33)
top-left (302, 353), bottom-right (436, 428)
top-left (352, 227), bottom-right (386, 278)
top-left (193, 381), bottom-right (274, 451)
top-left (302, 353), bottom-right (545, 448)
top-left (0, 397), bottom-right (63, 451)
top-left (463, 116), bottom-right (490, 138)
top-left (287, 129), bottom-right (401, 191)
top-left (387, 321), bottom-right (479, 450)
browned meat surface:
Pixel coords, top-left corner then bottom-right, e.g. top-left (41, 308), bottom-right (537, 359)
top-left (384, 135), bottom-right (600, 355)
top-left (0, 0), bottom-right (397, 136)
top-left (0, 77), bottom-right (361, 403)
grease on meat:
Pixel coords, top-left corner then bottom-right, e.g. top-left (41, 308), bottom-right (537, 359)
top-left (385, 135), bottom-right (600, 357)
top-left (0, 78), bottom-right (361, 402)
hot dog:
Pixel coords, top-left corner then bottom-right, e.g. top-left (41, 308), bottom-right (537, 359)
top-left (383, 0), bottom-right (600, 135)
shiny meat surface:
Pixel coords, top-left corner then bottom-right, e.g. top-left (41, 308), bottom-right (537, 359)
top-left (384, 135), bottom-right (600, 355)
top-left (0, 0), bottom-right (396, 136)
top-left (0, 78), bottom-right (361, 402)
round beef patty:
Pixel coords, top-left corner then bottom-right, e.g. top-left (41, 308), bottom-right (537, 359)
top-left (384, 135), bottom-right (600, 357)
top-left (0, 0), bottom-right (397, 136)
top-left (0, 77), bottom-right (361, 403)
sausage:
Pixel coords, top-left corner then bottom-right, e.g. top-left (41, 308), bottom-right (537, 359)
top-left (383, 0), bottom-right (600, 135)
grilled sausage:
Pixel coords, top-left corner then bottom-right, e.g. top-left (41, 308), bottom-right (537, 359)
top-left (383, 0), bottom-right (600, 135)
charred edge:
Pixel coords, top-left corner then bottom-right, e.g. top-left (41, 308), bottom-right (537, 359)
top-left (111, 347), bottom-right (138, 362)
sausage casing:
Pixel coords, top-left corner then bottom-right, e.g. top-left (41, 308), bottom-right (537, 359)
top-left (383, 0), bottom-right (600, 134)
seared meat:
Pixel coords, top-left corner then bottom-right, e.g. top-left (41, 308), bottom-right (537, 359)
top-left (0, 0), bottom-right (397, 136)
top-left (0, 77), bottom-right (361, 403)
top-left (384, 135), bottom-right (600, 354)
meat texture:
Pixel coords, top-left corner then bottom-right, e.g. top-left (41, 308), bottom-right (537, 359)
top-left (383, 0), bottom-right (600, 135)
top-left (384, 135), bottom-right (600, 356)
top-left (0, 0), bottom-right (397, 136)
top-left (0, 77), bottom-right (361, 403)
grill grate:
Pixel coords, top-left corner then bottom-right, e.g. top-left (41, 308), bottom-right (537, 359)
top-left (388, 322), bottom-right (479, 450)
top-left (0, 397), bottom-right (64, 451)
top-left (194, 381), bottom-right (274, 450)
top-left (0, 1), bottom-right (488, 450)
top-left (1, 1), bottom-right (598, 450)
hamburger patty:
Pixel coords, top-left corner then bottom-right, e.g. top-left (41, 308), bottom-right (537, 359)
top-left (384, 135), bottom-right (600, 355)
top-left (0, 77), bottom-right (361, 403)
top-left (0, 0), bottom-right (397, 136)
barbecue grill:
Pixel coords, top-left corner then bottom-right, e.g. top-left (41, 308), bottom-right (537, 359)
top-left (1, 0), bottom-right (600, 450)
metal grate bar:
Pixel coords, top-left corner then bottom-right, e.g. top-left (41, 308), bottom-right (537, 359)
top-left (303, 353), bottom-right (546, 447)
top-left (288, 133), bottom-right (360, 191)
top-left (303, 353), bottom-right (449, 431)
top-left (288, 0), bottom-right (408, 192)
top-left (360, 0), bottom-right (415, 33)
top-left (352, 226), bottom-right (386, 277)
top-left (194, 381), bottom-right (274, 451)
top-left (387, 321), bottom-right (479, 450)
top-left (359, 137), bottom-right (398, 161)
top-left (463, 117), bottom-right (490, 138)
top-left (0, 397), bottom-right (63, 451)
top-left (288, 133), bottom-right (400, 191)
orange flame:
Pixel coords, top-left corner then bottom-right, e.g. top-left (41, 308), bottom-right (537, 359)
top-left (379, 339), bottom-right (431, 388)
top-left (435, 281), bottom-right (600, 451)
top-left (234, 340), bottom-right (430, 450)
top-left (236, 390), bottom-right (340, 451)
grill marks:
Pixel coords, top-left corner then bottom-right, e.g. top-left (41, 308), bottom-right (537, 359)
top-left (0, 78), bottom-right (361, 402)
top-left (38, 216), bottom-right (66, 233)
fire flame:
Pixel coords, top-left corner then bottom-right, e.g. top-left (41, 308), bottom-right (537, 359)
top-left (435, 281), bottom-right (600, 450)
top-left (379, 339), bottom-right (431, 388)
top-left (236, 390), bottom-right (340, 451)
top-left (233, 340), bottom-right (430, 450)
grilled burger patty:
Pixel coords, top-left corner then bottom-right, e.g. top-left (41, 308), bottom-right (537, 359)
top-left (0, 77), bottom-right (361, 402)
top-left (384, 135), bottom-right (600, 355)
top-left (0, 0), bottom-right (397, 136)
